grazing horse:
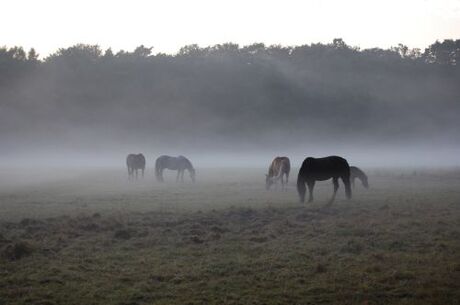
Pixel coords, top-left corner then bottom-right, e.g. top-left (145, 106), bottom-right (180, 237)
top-left (126, 153), bottom-right (146, 179)
top-left (266, 156), bottom-right (291, 190)
top-left (155, 155), bottom-right (195, 183)
top-left (297, 156), bottom-right (352, 204)
top-left (350, 166), bottom-right (369, 189)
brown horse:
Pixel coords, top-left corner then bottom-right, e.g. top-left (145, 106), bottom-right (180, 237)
top-left (297, 156), bottom-right (352, 204)
top-left (266, 157), bottom-right (291, 190)
top-left (126, 153), bottom-right (146, 179)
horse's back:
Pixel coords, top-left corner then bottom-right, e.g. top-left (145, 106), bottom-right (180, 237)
top-left (269, 156), bottom-right (290, 176)
top-left (156, 155), bottom-right (169, 161)
top-left (127, 153), bottom-right (145, 169)
top-left (304, 156), bottom-right (348, 167)
top-left (301, 155), bottom-right (350, 180)
top-left (156, 155), bottom-right (193, 170)
top-left (278, 157), bottom-right (291, 173)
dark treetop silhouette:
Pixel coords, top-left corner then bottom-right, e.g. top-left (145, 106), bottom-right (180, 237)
top-left (297, 156), bottom-right (352, 204)
top-left (155, 155), bottom-right (196, 183)
top-left (350, 166), bottom-right (369, 189)
top-left (266, 156), bottom-right (291, 191)
top-left (126, 153), bottom-right (146, 179)
top-left (1, 39), bottom-right (459, 154)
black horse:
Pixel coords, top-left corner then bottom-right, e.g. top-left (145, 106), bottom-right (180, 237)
top-left (155, 155), bottom-right (195, 183)
top-left (350, 166), bottom-right (369, 189)
top-left (297, 156), bottom-right (352, 204)
top-left (126, 153), bottom-right (146, 179)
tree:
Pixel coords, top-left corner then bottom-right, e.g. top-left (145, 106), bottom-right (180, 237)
top-left (178, 44), bottom-right (206, 56)
top-left (424, 39), bottom-right (460, 65)
top-left (332, 38), bottom-right (348, 49)
top-left (103, 48), bottom-right (114, 58)
top-left (133, 45), bottom-right (153, 57)
top-left (28, 48), bottom-right (39, 62)
top-left (46, 44), bottom-right (103, 63)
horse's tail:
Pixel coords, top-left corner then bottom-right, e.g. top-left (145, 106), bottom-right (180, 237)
top-left (285, 158), bottom-right (291, 183)
top-left (297, 170), bottom-right (306, 203)
top-left (126, 155), bottom-right (133, 177)
top-left (155, 158), bottom-right (163, 182)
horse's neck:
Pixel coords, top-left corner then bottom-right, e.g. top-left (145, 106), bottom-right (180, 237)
top-left (355, 169), bottom-right (366, 181)
top-left (184, 163), bottom-right (193, 172)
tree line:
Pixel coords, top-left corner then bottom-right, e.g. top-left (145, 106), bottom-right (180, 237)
top-left (1, 39), bottom-right (459, 152)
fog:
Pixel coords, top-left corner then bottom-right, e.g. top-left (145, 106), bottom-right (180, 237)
top-left (1, 39), bottom-right (459, 170)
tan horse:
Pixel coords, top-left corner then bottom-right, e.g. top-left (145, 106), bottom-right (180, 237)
top-left (266, 157), bottom-right (291, 190)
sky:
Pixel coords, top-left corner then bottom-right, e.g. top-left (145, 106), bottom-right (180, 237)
top-left (1, 0), bottom-right (460, 57)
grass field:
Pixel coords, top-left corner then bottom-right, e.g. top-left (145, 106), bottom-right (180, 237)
top-left (0, 167), bottom-right (460, 305)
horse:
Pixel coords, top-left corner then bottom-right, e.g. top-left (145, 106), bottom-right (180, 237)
top-left (350, 166), bottom-right (369, 189)
top-left (297, 156), bottom-right (352, 204)
top-left (155, 155), bottom-right (195, 183)
top-left (126, 153), bottom-right (146, 179)
top-left (266, 156), bottom-right (291, 190)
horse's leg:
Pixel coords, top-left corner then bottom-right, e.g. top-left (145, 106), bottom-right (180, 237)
top-left (135, 169), bottom-right (138, 180)
top-left (342, 175), bottom-right (352, 199)
top-left (297, 179), bottom-right (306, 203)
top-left (281, 175), bottom-right (285, 191)
top-left (307, 180), bottom-right (315, 203)
top-left (176, 170), bottom-right (180, 183)
top-left (142, 168), bottom-right (144, 178)
top-left (351, 177), bottom-right (355, 188)
top-left (328, 178), bottom-right (339, 205)
top-left (181, 170), bottom-right (185, 182)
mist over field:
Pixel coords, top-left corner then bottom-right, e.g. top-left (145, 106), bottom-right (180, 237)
top-left (1, 39), bottom-right (460, 168)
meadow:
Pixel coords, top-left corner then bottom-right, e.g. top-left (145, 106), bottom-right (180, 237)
top-left (0, 167), bottom-right (459, 305)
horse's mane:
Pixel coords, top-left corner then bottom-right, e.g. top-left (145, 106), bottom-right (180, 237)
top-left (351, 166), bottom-right (367, 179)
top-left (179, 156), bottom-right (194, 172)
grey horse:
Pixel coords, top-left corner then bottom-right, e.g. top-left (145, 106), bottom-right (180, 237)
top-left (155, 155), bottom-right (195, 183)
top-left (126, 153), bottom-right (146, 179)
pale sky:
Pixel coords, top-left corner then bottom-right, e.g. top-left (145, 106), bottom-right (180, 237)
top-left (1, 0), bottom-right (459, 57)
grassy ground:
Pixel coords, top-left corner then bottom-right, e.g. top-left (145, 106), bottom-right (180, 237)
top-left (0, 167), bottom-right (459, 305)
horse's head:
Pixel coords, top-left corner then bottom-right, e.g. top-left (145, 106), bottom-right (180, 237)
top-left (363, 178), bottom-right (369, 189)
top-left (265, 174), bottom-right (275, 190)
